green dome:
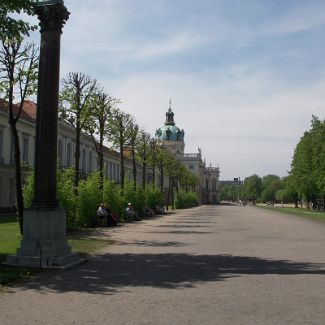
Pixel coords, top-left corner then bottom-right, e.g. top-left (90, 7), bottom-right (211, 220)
top-left (155, 107), bottom-right (185, 142)
top-left (156, 125), bottom-right (184, 141)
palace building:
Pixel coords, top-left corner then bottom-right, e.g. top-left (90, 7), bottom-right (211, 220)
top-left (156, 103), bottom-right (220, 204)
top-left (0, 100), bottom-right (145, 211)
top-left (0, 99), bottom-right (220, 211)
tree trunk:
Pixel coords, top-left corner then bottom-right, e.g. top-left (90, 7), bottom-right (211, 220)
top-left (99, 149), bottom-right (104, 193)
top-left (142, 162), bottom-right (146, 190)
top-left (119, 129), bottom-right (125, 193)
top-left (98, 128), bottom-right (104, 194)
top-left (132, 147), bottom-right (136, 191)
top-left (166, 176), bottom-right (172, 211)
top-left (159, 163), bottom-right (164, 193)
top-left (74, 122), bottom-right (81, 194)
top-left (10, 123), bottom-right (24, 234)
top-left (152, 162), bottom-right (156, 188)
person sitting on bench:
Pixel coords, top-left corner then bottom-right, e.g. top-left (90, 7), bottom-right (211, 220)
top-left (97, 203), bottom-right (108, 226)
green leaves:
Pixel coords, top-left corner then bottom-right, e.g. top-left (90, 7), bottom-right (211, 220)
top-left (0, 0), bottom-right (38, 39)
top-left (290, 116), bottom-right (325, 201)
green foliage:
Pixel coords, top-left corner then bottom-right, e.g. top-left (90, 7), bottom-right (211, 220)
top-left (260, 175), bottom-right (283, 203)
top-left (175, 190), bottom-right (198, 209)
top-left (241, 174), bottom-right (262, 203)
top-left (290, 116), bottom-right (325, 202)
top-left (76, 172), bottom-right (102, 227)
top-left (22, 172), bottom-right (34, 208)
top-left (123, 180), bottom-right (138, 209)
top-left (220, 184), bottom-right (241, 201)
top-left (145, 186), bottom-right (164, 208)
top-left (103, 179), bottom-right (124, 216)
top-left (57, 168), bottom-right (77, 229)
top-left (0, 0), bottom-right (37, 39)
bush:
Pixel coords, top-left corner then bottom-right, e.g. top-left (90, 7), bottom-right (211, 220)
top-left (22, 172), bottom-right (34, 208)
top-left (145, 186), bottom-right (164, 208)
top-left (103, 180), bottom-right (124, 218)
top-left (22, 168), bottom-right (169, 229)
top-left (175, 191), bottom-right (198, 209)
top-left (122, 181), bottom-right (147, 218)
top-left (76, 172), bottom-right (102, 227)
top-left (57, 168), bottom-right (77, 230)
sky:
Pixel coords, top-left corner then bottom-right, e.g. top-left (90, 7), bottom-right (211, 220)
top-left (23, 0), bottom-right (325, 180)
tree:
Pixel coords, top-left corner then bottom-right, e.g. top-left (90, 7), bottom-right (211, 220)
top-left (241, 174), bottom-right (262, 203)
top-left (60, 72), bottom-right (98, 192)
top-left (260, 174), bottom-right (283, 203)
top-left (156, 146), bottom-right (170, 192)
top-left (127, 121), bottom-right (139, 190)
top-left (136, 130), bottom-right (151, 190)
top-left (87, 90), bottom-right (117, 193)
top-left (0, 0), bottom-right (37, 39)
top-left (221, 184), bottom-right (241, 202)
top-left (164, 151), bottom-right (183, 210)
top-left (0, 36), bottom-right (38, 233)
top-left (275, 176), bottom-right (299, 206)
top-left (290, 116), bottom-right (325, 209)
top-left (148, 137), bottom-right (159, 188)
top-left (108, 108), bottom-right (135, 193)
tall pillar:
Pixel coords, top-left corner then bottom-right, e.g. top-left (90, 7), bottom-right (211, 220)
top-left (32, 2), bottom-right (69, 208)
top-left (6, 1), bottom-right (83, 268)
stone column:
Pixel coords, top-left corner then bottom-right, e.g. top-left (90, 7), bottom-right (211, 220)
top-left (33, 2), bottom-right (69, 208)
top-left (6, 2), bottom-right (83, 268)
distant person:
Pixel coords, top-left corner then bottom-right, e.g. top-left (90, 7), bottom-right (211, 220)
top-left (97, 203), bottom-right (108, 226)
top-left (125, 202), bottom-right (140, 221)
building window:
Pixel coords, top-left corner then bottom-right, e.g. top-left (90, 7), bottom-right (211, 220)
top-left (117, 165), bottom-right (120, 183)
top-left (88, 151), bottom-right (92, 173)
top-left (105, 162), bottom-right (109, 178)
top-left (66, 143), bottom-right (71, 167)
top-left (81, 149), bottom-right (86, 172)
top-left (189, 164), bottom-right (194, 170)
top-left (22, 135), bottom-right (29, 163)
top-left (212, 178), bottom-right (217, 192)
top-left (205, 179), bottom-right (209, 191)
top-left (0, 128), bottom-right (3, 162)
top-left (10, 133), bottom-right (14, 164)
top-left (58, 139), bottom-right (63, 168)
top-left (109, 162), bottom-right (113, 180)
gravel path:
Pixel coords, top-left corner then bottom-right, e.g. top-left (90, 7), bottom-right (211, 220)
top-left (1, 205), bottom-right (325, 325)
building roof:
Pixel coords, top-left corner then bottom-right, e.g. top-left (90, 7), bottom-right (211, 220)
top-left (0, 99), bottom-right (36, 124)
top-left (155, 106), bottom-right (185, 142)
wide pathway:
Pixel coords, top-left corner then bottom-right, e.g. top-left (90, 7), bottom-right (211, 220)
top-left (1, 205), bottom-right (325, 324)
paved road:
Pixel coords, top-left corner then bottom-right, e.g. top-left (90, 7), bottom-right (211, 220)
top-left (1, 205), bottom-right (325, 325)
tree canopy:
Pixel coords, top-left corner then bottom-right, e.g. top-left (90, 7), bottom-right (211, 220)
top-left (0, 0), bottom-right (37, 39)
top-left (290, 116), bottom-right (325, 205)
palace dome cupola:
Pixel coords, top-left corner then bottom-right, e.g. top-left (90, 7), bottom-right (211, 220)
top-left (155, 100), bottom-right (185, 155)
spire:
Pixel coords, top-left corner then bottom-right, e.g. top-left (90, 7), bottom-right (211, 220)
top-left (165, 98), bottom-right (175, 126)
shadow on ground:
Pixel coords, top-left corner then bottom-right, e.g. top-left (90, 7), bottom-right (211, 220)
top-left (116, 240), bottom-right (188, 247)
top-left (18, 253), bottom-right (325, 295)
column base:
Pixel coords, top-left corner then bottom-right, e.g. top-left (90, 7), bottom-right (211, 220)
top-left (4, 208), bottom-right (85, 269)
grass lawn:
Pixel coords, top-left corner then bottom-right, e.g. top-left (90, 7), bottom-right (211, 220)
top-left (257, 205), bottom-right (325, 222)
top-left (0, 215), bottom-right (112, 286)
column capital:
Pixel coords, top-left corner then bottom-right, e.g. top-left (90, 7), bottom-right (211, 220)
top-left (35, 3), bottom-right (70, 33)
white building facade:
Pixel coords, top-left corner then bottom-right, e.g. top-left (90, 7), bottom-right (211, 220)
top-left (0, 100), bottom-right (146, 211)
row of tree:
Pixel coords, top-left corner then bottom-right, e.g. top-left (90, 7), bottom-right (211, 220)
top-left (58, 71), bottom-right (200, 209)
top-left (221, 116), bottom-right (325, 210)
top-left (1, 3), bottom-right (200, 234)
top-left (221, 174), bottom-right (289, 204)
